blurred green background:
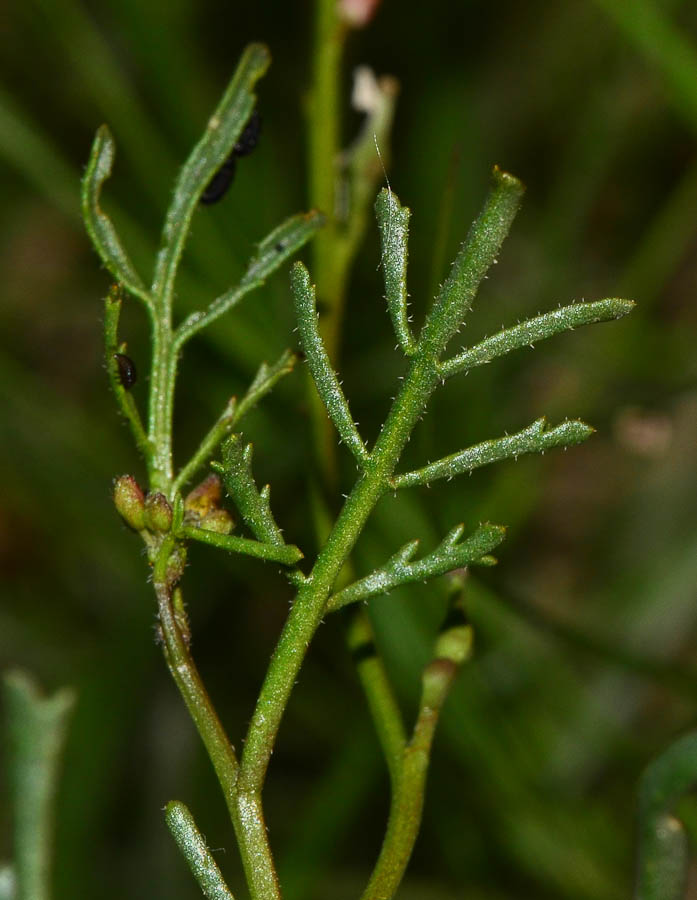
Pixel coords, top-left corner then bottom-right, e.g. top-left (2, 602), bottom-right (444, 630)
top-left (2, 1), bottom-right (697, 897)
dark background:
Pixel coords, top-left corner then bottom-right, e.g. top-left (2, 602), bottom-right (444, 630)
top-left (2, 1), bottom-right (697, 897)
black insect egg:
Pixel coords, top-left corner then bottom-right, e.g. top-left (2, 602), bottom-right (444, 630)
top-left (114, 353), bottom-right (137, 389)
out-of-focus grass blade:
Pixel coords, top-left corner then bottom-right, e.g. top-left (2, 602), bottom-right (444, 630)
top-left (3, 671), bottom-right (75, 900)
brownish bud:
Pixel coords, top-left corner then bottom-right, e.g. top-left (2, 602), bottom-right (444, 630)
top-left (184, 474), bottom-right (223, 520)
top-left (200, 509), bottom-right (235, 535)
top-left (113, 475), bottom-right (146, 531)
top-left (144, 492), bottom-right (173, 532)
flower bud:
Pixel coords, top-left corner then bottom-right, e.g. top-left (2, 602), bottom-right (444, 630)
top-left (184, 474), bottom-right (222, 520)
top-left (200, 509), bottom-right (235, 535)
top-left (144, 492), bottom-right (173, 532)
top-left (113, 475), bottom-right (146, 531)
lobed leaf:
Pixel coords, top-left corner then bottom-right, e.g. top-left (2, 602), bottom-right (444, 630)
top-left (215, 435), bottom-right (286, 546)
top-left (327, 523), bottom-right (506, 612)
top-left (394, 417), bottom-right (594, 489)
top-left (81, 125), bottom-right (151, 307)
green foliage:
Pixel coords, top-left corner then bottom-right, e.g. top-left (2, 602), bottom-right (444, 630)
top-left (77, 33), bottom-right (635, 896)
top-left (10, 2), bottom-right (697, 899)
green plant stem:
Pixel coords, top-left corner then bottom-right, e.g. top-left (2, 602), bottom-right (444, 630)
top-left (153, 540), bottom-right (239, 801)
top-left (360, 702), bottom-right (441, 900)
top-left (308, 0), bottom-right (345, 355)
top-left (153, 540), bottom-right (281, 900)
top-left (347, 608), bottom-right (407, 785)
top-left (148, 314), bottom-right (177, 492)
top-left (239, 203), bottom-right (518, 796)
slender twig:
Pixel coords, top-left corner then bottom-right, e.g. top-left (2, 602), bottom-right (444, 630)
top-left (346, 608), bottom-right (407, 785)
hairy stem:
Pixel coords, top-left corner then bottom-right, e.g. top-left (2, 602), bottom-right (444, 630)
top-left (153, 541), bottom-right (281, 900)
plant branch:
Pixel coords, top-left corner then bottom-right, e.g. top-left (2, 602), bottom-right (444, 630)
top-left (153, 540), bottom-right (282, 900)
top-left (235, 169), bottom-right (529, 805)
top-left (151, 43), bottom-right (270, 313)
top-left (394, 417), bottom-right (594, 490)
top-left (361, 579), bottom-right (473, 900)
top-left (347, 608), bottom-right (407, 785)
top-left (328, 522), bottom-right (506, 612)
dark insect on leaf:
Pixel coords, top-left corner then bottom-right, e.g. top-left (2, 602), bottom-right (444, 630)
top-left (114, 352), bottom-right (137, 389)
top-left (200, 109), bottom-right (261, 205)
top-left (232, 110), bottom-right (262, 158)
top-left (200, 157), bottom-right (237, 205)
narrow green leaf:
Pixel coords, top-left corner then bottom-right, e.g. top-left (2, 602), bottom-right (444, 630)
top-left (327, 523), bottom-right (506, 612)
top-left (215, 435), bottom-right (286, 546)
top-left (3, 671), bottom-right (75, 900)
top-left (241, 211), bottom-right (326, 289)
top-left (81, 125), bottom-right (151, 307)
top-left (419, 166), bottom-right (524, 359)
top-left (182, 524), bottom-right (303, 566)
top-left (175, 211), bottom-right (324, 348)
top-left (394, 417), bottom-right (594, 489)
top-left (290, 261), bottom-right (368, 464)
top-left (375, 189), bottom-right (416, 355)
top-left (635, 731), bottom-right (697, 900)
top-left (103, 285), bottom-right (152, 461)
top-left (236, 350), bottom-right (297, 420)
top-left (439, 297), bottom-right (635, 379)
top-left (173, 351), bottom-right (297, 494)
top-left (152, 43), bottom-right (270, 307)
top-left (165, 801), bottom-right (235, 900)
